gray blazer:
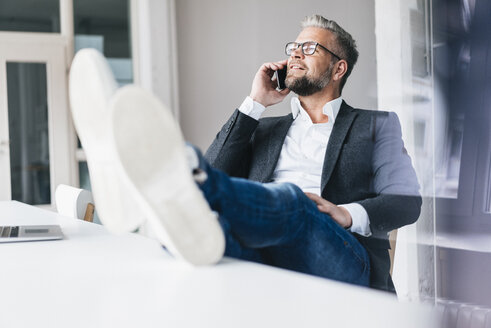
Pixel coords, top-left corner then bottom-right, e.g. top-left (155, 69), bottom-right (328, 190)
top-left (205, 100), bottom-right (422, 291)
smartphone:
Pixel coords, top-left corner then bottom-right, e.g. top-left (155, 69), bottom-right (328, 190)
top-left (275, 67), bottom-right (287, 90)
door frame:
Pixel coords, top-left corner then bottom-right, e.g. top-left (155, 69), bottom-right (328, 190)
top-left (0, 32), bottom-right (77, 206)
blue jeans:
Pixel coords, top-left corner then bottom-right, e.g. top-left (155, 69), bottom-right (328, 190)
top-left (196, 152), bottom-right (370, 287)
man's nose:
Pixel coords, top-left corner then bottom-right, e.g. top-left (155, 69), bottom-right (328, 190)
top-left (290, 45), bottom-right (305, 59)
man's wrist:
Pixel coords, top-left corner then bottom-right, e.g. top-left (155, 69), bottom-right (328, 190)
top-left (338, 206), bottom-right (353, 229)
top-left (239, 96), bottom-right (266, 120)
top-left (339, 203), bottom-right (372, 237)
top-left (249, 94), bottom-right (268, 108)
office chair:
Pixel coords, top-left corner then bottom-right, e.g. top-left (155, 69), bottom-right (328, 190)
top-left (55, 184), bottom-right (95, 222)
top-left (388, 229), bottom-right (398, 276)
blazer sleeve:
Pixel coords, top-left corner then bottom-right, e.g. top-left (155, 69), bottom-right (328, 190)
top-left (204, 109), bottom-right (259, 178)
top-left (357, 112), bottom-right (422, 232)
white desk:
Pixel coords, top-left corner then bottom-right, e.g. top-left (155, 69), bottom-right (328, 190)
top-left (0, 201), bottom-right (436, 328)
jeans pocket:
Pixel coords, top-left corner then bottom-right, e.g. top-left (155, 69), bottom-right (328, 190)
top-left (341, 238), bottom-right (369, 269)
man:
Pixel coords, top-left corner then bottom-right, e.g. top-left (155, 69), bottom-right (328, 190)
top-left (204, 14), bottom-right (421, 291)
top-left (69, 15), bottom-right (420, 293)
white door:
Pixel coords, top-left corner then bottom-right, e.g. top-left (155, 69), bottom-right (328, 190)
top-left (0, 33), bottom-right (75, 207)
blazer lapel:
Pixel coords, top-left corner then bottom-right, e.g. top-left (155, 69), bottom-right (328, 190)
top-left (320, 101), bottom-right (358, 192)
top-left (260, 114), bottom-right (293, 182)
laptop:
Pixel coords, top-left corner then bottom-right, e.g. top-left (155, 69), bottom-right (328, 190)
top-left (0, 225), bottom-right (64, 243)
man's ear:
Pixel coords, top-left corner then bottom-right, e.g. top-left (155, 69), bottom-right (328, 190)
top-left (333, 60), bottom-right (348, 82)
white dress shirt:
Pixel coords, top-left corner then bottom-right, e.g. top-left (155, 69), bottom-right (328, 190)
top-left (239, 96), bottom-right (371, 236)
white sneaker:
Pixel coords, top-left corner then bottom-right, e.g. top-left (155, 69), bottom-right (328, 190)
top-left (69, 49), bottom-right (145, 233)
top-left (108, 85), bottom-right (225, 266)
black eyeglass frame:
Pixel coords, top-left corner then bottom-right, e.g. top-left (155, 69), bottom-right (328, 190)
top-left (285, 41), bottom-right (341, 60)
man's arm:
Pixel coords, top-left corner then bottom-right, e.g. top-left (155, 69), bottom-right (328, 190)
top-left (357, 112), bottom-right (422, 232)
top-left (308, 112), bottom-right (421, 234)
top-left (204, 109), bottom-right (258, 178)
top-left (205, 61), bottom-right (290, 177)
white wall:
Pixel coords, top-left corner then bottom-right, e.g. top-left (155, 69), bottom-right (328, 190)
top-left (175, 0), bottom-right (377, 150)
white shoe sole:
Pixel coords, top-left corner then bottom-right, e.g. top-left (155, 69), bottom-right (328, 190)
top-left (69, 49), bottom-right (145, 233)
top-left (109, 85), bottom-right (225, 266)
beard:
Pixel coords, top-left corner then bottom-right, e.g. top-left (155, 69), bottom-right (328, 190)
top-left (285, 62), bottom-right (334, 97)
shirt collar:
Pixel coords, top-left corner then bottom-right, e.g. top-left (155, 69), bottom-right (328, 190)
top-left (290, 97), bottom-right (343, 124)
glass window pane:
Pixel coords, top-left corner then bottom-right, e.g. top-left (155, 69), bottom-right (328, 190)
top-left (73, 0), bottom-right (131, 58)
top-left (74, 0), bottom-right (132, 151)
top-left (487, 161), bottom-right (491, 213)
top-left (7, 62), bottom-right (51, 205)
top-left (0, 0), bottom-right (60, 33)
top-left (78, 161), bottom-right (91, 191)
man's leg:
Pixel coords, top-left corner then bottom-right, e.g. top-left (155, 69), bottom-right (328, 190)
top-left (192, 148), bottom-right (370, 286)
top-left (105, 83), bottom-right (368, 285)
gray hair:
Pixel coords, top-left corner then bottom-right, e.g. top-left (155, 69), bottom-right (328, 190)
top-left (301, 14), bottom-right (358, 92)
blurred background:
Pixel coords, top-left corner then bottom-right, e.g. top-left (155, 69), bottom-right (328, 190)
top-left (1, 0), bottom-right (490, 326)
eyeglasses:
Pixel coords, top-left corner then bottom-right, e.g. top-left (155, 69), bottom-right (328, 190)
top-left (285, 41), bottom-right (341, 60)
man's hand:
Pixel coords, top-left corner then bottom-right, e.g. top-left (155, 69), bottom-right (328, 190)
top-left (305, 192), bottom-right (353, 229)
top-left (250, 60), bottom-right (290, 107)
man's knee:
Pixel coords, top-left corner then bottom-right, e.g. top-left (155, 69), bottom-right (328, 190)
top-left (266, 182), bottom-right (306, 206)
